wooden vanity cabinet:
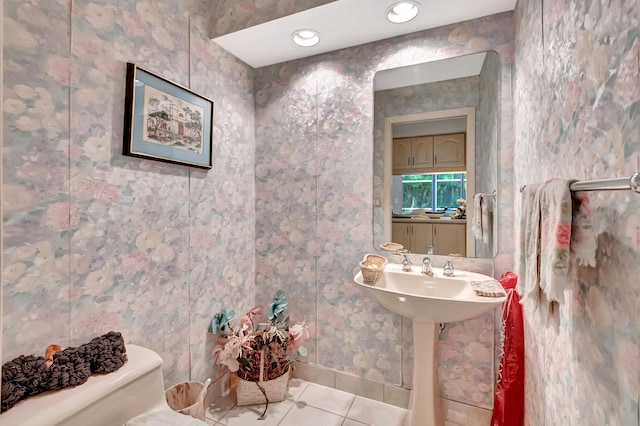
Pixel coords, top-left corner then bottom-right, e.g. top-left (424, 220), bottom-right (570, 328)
top-left (392, 221), bottom-right (466, 256)
top-left (432, 222), bottom-right (466, 257)
top-left (392, 136), bottom-right (434, 174)
top-left (433, 133), bottom-right (465, 169)
top-left (391, 222), bottom-right (433, 254)
top-left (392, 133), bottom-right (465, 174)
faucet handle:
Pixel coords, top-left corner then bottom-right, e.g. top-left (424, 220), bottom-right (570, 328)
top-left (427, 245), bottom-right (434, 255)
top-left (401, 254), bottom-right (413, 272)
top-left (442, 258), bottom-right (455, 277)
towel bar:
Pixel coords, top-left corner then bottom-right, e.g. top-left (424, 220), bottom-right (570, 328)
top-left (519, 172), bottom-right (640, 194)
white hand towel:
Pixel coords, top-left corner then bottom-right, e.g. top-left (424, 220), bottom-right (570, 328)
top-left (516, 183), bottom-right (542, 316)
top-left (472, 193), bottom-right (484, 241)
top-left (517, 179), bottom-right (597, 327)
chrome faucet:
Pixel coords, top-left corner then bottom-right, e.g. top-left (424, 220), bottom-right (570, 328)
top-left (401, 254), bottom-right (413, 272)
top-left (442, 258), bottom-right (455, 277)
top-left (426, 245), bottom-right (434, 255)
top-left (422, 257), bottom-right (433, 276)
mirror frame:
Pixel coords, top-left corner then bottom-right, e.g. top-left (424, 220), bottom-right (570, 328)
top-left (382, 107), bottom-right (476, 257)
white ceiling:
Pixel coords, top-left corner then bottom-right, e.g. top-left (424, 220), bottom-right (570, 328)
top-left (212, 0), bottom-right (516, 68)
top-left (374, 52), bottom-right (487, 91)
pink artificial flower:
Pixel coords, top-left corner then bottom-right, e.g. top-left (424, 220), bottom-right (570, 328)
top-left (290, 321), bottom-right (309, 341)
top-left (213, 336), bottom-right (239, 371)
top-left (240, 307), bottom-right (261, 330)
top-left (214, 327), bottom-right (257, 372)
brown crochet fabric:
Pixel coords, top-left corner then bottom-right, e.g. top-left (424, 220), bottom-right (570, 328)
top-left (1, 331), bottom-right (128, 412)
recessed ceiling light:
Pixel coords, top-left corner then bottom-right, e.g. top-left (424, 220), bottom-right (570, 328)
top-left (387, 1), bottom-right (420, 23)
top-left (291, 29), bottom-right (320, 47)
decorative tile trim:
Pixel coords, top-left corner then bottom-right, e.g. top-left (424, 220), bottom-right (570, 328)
top-left (383, 383), bottom-right (411, 409)
top-left (441, 398), bottom-right (493, 426)
top-left (335, 371), bottom-right (384, 401)
top-left (292, 361), bottom-right (336, 388)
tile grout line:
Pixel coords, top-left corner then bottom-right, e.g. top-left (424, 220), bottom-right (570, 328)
top-left (344, 394), bottom-right (357, 422)
top-left (276, 394), bottom-right (300, 426)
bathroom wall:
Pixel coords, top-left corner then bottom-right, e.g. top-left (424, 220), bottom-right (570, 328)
top-left (255, 12), bottom-right (515, 409)
top-left (2, 0), bottom-right (256, 386)
top-left (514, 0), bottom-right (639, 424)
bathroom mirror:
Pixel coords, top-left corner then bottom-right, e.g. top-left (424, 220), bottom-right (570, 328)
top-left (373, 51), bottom-right (500, 258)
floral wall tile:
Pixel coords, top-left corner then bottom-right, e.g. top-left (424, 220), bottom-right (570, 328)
top-left (3, 0), bottom-right (256, 388)
top-left (514, 0), bottom-right (639, 424)
top-left (255, 12), bottom-right (515, 409)
top-left (3, 0), bottom-right (73, 359)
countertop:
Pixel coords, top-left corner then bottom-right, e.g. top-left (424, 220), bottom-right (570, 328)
top-left (392, 217), bottom-right (467, 224)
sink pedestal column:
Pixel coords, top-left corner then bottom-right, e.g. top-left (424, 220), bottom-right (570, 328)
top-left (404, 320), bottom-right (442, 426)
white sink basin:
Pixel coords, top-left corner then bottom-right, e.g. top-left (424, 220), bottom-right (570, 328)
top-left (354, 262), bottom-right (505, 323)
top-left (354, 261), bottom-right (506, 426)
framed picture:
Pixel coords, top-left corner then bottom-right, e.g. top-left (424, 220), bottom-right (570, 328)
top-left (123, 63), bottom-right (213, 169)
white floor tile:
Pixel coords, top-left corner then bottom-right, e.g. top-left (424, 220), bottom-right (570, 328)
top-left (217, 400), bottom-right (294, 426)
top-left (206, 393), bottom-right (236, 422)
top-left (342, 418), bottom-right (369, 426)
top-left (298, 383), bottom-right (356, 416)
top-left (346, 396), bottom-right (407, 426)
top-left (286, 378), bottom-right (309, 401)
top-left (279, 404), bottom-right (345, 426)
top-left (207, 379), bottom-right (413, 426)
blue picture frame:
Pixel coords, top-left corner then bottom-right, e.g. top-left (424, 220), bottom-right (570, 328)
top-left (123, 63), bottom-right (213, 169)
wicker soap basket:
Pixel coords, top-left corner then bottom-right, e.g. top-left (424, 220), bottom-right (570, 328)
top-left (359, 253), bottom-right (388, 285)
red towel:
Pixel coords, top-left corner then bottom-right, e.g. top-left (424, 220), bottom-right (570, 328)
top-left (491, 272), bottom-right (524, 426)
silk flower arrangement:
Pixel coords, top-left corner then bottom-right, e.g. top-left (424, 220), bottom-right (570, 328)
top-left (209, 290), bottom-right (309, 413)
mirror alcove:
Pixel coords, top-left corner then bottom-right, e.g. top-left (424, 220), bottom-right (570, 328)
top-left (373, 51), bottom-right (500, 259)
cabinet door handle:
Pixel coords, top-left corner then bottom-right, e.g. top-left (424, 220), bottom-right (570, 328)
top-left (434, 155), bottom-right (438, 165)
top-left (434, 226), bottom-right (437, 236)
top-left (412, 156), bottom-right (415, 166)
top-left (407, 156), bottom-right (411, 166)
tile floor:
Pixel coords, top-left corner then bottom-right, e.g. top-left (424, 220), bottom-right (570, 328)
top-left (204, 379), bottom-right (407, 426)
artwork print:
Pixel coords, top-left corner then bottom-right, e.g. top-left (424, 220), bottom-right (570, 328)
top-left (143, 85), bottom-right (205, 154)
top-left (123, 63), bottom-right (213, 169)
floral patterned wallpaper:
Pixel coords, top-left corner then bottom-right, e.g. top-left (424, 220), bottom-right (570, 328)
top-left (2, 0), bottom-right (256, 387)
top-left (514, 0), bottom-right (639, 424)
top-left (6, 0), bottom-right (634, 421)
top-left (255, 12), bottom-right (515, 409)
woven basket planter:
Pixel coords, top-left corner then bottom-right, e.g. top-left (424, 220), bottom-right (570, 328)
top-left (236, 368), bottom-right (289, 406)
top-left (235, 350), bottom-right (290, 406)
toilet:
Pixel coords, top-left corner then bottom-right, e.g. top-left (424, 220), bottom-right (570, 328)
top-left (0, 345), bottom-right (208, 425)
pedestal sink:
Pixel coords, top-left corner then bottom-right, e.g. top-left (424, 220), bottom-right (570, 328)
top-left (354, 262), bottom-right (506, 426)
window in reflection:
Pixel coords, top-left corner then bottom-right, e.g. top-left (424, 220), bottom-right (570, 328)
top-left (395, 172), bottom-right (466, 214)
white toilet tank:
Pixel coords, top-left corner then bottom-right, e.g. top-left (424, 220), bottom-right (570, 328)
top-left (0, 345), bottom-right (202, 426)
